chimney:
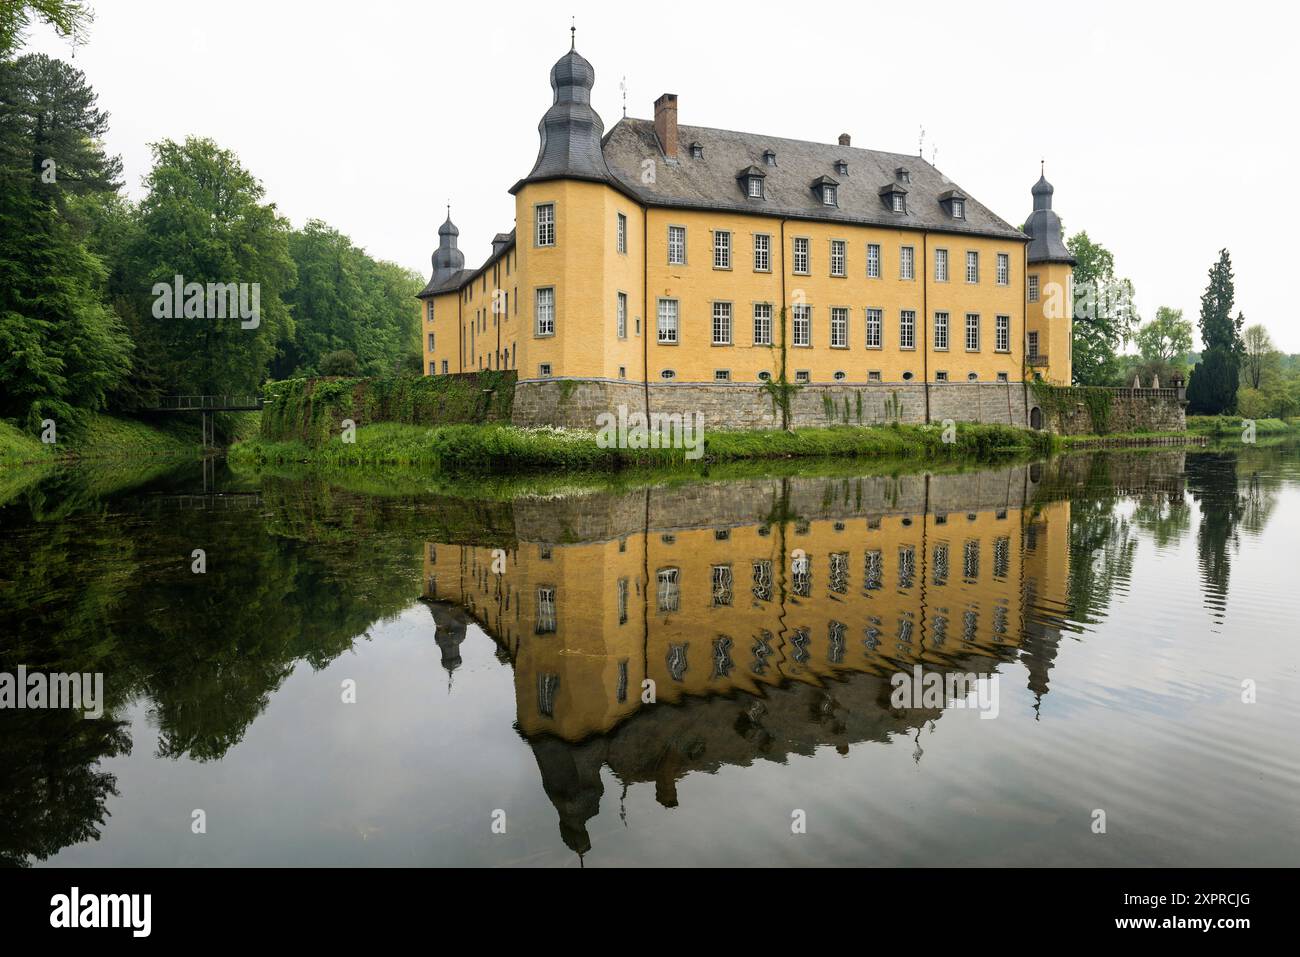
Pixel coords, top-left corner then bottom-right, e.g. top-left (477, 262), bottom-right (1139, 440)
top-left (838, 133), bottom-right (851, 147)
top-left (655, 93), bottom-right (678, 159)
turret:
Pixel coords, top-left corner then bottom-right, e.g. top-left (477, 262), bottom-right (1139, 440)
top-left (1023, 167), bottom-right (1076, 386)
top-left (429, 210), bottom-right (465, 286)
top-left (515, 30), bottom-right (611, 188)
top-left (1024, 171), bottom-right (1075, 266)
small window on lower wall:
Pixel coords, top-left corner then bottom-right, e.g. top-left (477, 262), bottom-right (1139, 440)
top-left (714, 369), bottom-right (730, 381)
top-left (902, 371), bottom-right (914, 381)
top-left (968, 372), bottom-right (979, 381)
top-left (539, 363), bottom-right (552, 377)
top-left (661, 369), bottom-right (676, 380)
top-left (868, 371), bottom-right (881, 382)
top-left (758, 371), bottom-right (772, 382)
top-left (833, 370), bottom-right (846, 381)
top-left (795, 370), bottom-right (810, 383)
top-left (997, 372), bottom-right (1009, 382)
top-left (428, 361), bottom-right (436, 375)
top-left (935, 371), bottom-right (948, 382)
top-left (619, 366), bottom-right (626, 379)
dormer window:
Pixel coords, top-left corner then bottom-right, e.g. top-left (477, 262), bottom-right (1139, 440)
top-left (895, 167), bottom-right (911, 184)
top-left (763, 150), bottom-right (777, 167)
top-left (690, 142), bottom-right (703, 159)
top-left (880, 182), bottom-right (907, 214)
top-left (737, 165), bottom-right (766, 200)
top-left (939, 188), bottom-right (967, 220)
top-left (811, 175), bottom-right (839, 207)
top-left (835, 160), bottom-right (848, 176)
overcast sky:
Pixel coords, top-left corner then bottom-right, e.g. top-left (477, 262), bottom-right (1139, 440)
top-left (26, 0), bottom-right (1298, 350)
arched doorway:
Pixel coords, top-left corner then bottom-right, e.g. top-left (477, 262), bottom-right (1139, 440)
top-left (1029, 406), bottom-right (1043, 430)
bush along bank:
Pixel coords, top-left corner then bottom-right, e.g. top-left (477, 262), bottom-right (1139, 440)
top-left (0, 414), bottom-right (205, 468)
top-left (231, 420), bottom-right (1054, 475)
top-left (259, 372), bottom-right (516, 445)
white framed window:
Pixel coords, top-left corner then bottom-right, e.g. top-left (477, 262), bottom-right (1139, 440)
top-left (713, 230), bottom-right (731, 269)
top-left (657, 298), bottom-right (679, 344)
top-left (712, 301), bottom-right (732, 345)
top-left (934, 248), bottom-right (948, 282)
top-left (714, 369), bottom-right (731, 381)
top-left (535, 287), bottom-right (555, 336)
top-left (753, 302), bottom-right (773, 346)
top-left (823, 185), bottom-right (837, 206)
top-left (996, 252), bottom-right (1009, 285)
top-left (830, 307), bottom-right (848, 348)
top-left (539, 362), bottom-right (552, 377)
top-left (965, 313), bottom-right (980, 351)
top-left (966, 251), bottom-right (979, 283)
top-left (952, 198), bottom-right (965, 219)
top-left (795, 370), bottom-right (810, 383)
top-left (1028, 331), bottom-right (1040, 357)
top-left (830, 240), bottom-right (846, 277)
top-left (865, 307), bottom-right (882, 349)
top-left (793, 237), bottom-right (809, 274)
top-left (1028, 274), bottom-right (1040, 302)
top-left (934, 311), bottom-right (949, 351)
top-left (900, 309), bottom-right (916, 349)
top-left (616, 213), bottom-right (627, 254)
top-left (891, 192), bottom-right (905, 212)
top-left (428, 361), bottom-right (436, 375)
top-left (656, 567), bottom-right (680, 612)
top-left (441, 360), bottom-right (448, 374)
top-left (426, 301), bottom-right (435, 322)
top-left (868, 370), bottom-right (881, 382)
top-left (661, 368), bottom-right (676, 379)
top-left (754, 233), bottom-right (770, 272)
top-left (668, 225), bottom-right (686, 264)
top-left (935, 371), bottom-right (949, 382)
top-left (995, 314), bottom-right (1010, 352)
top-left (792, 304), bottom-right (811, 347)
top-left (867, 243), bottom-right (880, 278)
top-left (535, 203), bottom-right (555, 247)
top-left (900, 246), bottom-right (915, 280)
top-left (747, 176), bottom-right (763, 198)
top-left (617, 292), bottom-right (627, 339)
top-left (428, 332), bottom-right (436, 351)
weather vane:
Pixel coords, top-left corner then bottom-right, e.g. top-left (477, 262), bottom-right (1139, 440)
top-left (918, 126), bottom-right (925, 157)
top-left (620, 76), bottom-right (627, 118)
top-left (570, 16), bottom-right (576, 51)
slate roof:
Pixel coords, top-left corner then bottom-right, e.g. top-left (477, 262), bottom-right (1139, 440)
top-left (601, 118), bottom-right (1026, 242)
top-left (416, 229), bottom-right (516, 300)
top-left (1024, 173), bottom-right (1075, 264)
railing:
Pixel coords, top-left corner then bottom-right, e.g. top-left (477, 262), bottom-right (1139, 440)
top-left (151, 395), bottom-right (264, 411)
top-left (1027, 354), bottom-right (1049, 367)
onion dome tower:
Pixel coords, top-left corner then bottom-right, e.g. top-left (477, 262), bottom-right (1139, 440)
top-left (518, 27), bottom-right (611, 186)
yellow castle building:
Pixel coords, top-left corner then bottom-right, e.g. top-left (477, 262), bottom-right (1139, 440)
top-left (418, 36), bottom-right (1075, 430)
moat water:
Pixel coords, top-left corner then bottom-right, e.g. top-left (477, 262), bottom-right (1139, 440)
top-left (2, 444), bottom-right (1298, 866)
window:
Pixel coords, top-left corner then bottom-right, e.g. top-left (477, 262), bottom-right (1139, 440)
top-left (830, 240), bottom-right (846, 277)
top-left (1028, 331), bottom-right (1040, 357)
top-left (426, 301), bottom-right (435, 322)
top-left (835, 160), bottom-right (848, 176)
top-left (935, 371), bottom-right (948, 381)
top-left (868, 370), bottom-right (881, 382)
top-left (902, 371), bottom-right (914, 381)
top-left (713, 369), bottom-right (731, 382)
top-left (754, 233), bottom-right (770, 272)
top-left (996, 253), bottom-right (1009, 285)
top-left (712, 301), bottom-right (732, 345)
top-left (657, 298), bottom-right (679, 344)
top-left (691, 143), bottom-right (703, 159)
top-left (747, 176), bottom-right (763, 198)
top-left (830, 307), bottom-right (848, 348)
top-left (900, 310), bottom-right (916, 349)
top-left (952, 198), bottom-right (965, 219)
top-left (712, 565), bottom-right (734, 606)
top-left (793, 237), bottom-right (809, 274)
top-left (995, 314), bottom-right (1010, 352)
top-left (934, 311), bottom-right (949, 350)
top-left (617, 292), bottom-right (627, 339)
top-left (668, 225), bottom-right (686, 264)
top-left (618, 366), bottom-right (626, 378)
top-left (758, 370), bottom-right (772, 382)
top-left (792, 304), bottom-right (811, 347)
top-left (616, 213), bottom-right (627, 254)
top-left (900, 246), bottom-right (915, 280)
top-left (967, 372), bottom-right (979, 381)
top-left (834, 370), bottom-right (846, 380)
top-left (441, 360), bottom-right (448, 374)
top-left (823, 184), bottom-right (837, 206)
top-left (713, 230), bottom-right (731, 269)
top-left (753, 303), bottom-right (773, 346)
top-left (965, 313), bottom-right (980, 351)
top-left (427, 332), bottom-right (436, 351)
top-left (966, 251), bottom-right (979, 283)
top-left (795, 370), bottom-right (810, 383)
top-left (891, 192), bottom-right (905, 212)
top-left (935, 248), bottom-right (949, 282)
top-left (997, 372), bottom-right (1008, 382)
top-left (867, 243), bottom-right (881, 278)
top-left (535, 287), bottom-right (555, 336)
top-left (536, 587), bottom-right (556, 634)
top-left (661, 368), bottom-right (676, 379)
top-left (657, 568), bottom-right (680, 612)
top-left (536, 203), bottom-right (555, 246)
top-left (539, 363), bottom-right (552, 377)
top-left (428, 361), bottom-right (436, 375)
top-left (865, 307), bottom-right (882, 349)
top-left (763, 150), bottom-right (776, 167)
top-left (1028, 274), bottom-right (1039, 302)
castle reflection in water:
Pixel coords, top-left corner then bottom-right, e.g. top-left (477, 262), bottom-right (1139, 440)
top-left (416, 461), bottom-right (1137, 855)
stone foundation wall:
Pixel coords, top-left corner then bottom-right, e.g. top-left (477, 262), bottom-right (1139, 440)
top-left (1030, 389), bottom-right (1186, 435)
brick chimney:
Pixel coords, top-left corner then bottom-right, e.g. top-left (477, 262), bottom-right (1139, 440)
top-left (838, 133), bottom-right (851, 146)
top-left (655, 93), bottom-right (678, 159)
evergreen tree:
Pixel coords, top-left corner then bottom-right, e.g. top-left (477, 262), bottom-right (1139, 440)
top-left (1186, 250), bottom-right (1243, 414)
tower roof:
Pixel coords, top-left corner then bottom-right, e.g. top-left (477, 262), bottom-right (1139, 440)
top-left (512, 43), bottom-right (611, 191)
top-left (1024, 168), bottom-right (1074, 265)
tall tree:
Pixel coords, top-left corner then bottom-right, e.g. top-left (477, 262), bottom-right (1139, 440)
top-left (1067, 231), bottom-right (1138, 385)
top-left (1241, 323), bottom-right (1275, 390)
top-left (1186, 250), bottom-right (1243, 414)
top-left (1135, 307), bottom-right (1193, 366)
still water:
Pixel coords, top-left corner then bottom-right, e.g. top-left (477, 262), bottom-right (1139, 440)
top-left (2, 446), bottom-right (1298, 867)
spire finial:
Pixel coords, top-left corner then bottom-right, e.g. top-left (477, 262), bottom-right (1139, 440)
top-left (570, 16), bottom-right (575, 51)
top-left (1040, 158), bottom-right (1045, 176)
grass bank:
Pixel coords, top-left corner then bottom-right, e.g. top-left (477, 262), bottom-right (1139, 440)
top-left (230, 420), bottom-right (1052, 475)
top-left (0, 414), bottom-right (206, 468)
top-left (1185, 415), bottom-right (1298, 438)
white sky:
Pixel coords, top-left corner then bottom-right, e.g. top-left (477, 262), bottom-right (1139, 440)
top-left (25, 0), bottom-right (1300, 350)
